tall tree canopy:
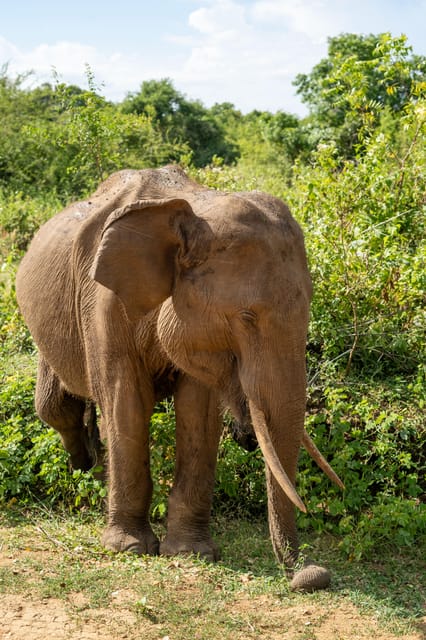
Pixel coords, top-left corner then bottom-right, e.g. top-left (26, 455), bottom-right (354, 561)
top-left (121, 78), bottom-right (239, 166)
top-left (294, 33), bottom-right (426, 155)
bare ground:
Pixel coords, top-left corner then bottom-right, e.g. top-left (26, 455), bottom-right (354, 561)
top-left (0, 590), bottom-right (425, 640)
top-left (0, 519), bottom-right (425, 640)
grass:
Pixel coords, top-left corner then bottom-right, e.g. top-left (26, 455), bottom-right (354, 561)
top-left (0, 504), bottom-right (424, 639)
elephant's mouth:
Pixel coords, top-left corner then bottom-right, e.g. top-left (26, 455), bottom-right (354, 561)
top-left (228, 404), bottom-right (258, 452)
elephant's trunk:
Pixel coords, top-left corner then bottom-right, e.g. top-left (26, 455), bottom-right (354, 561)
top-left (248, 400), bottom-right (307, 513)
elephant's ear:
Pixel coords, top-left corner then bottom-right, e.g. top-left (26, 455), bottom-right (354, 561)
top-left (90, 197), bottom-right (208, 320)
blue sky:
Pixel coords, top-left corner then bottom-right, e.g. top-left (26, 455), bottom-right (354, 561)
top-left (2, 0), bottom-right (426, 115)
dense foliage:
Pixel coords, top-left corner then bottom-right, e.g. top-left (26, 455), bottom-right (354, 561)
top-left (1, 33), bottom-right (425, 559)
top-left (294, 33), bottom-right (426, 157)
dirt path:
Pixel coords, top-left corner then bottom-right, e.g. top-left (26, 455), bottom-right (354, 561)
top-left (1, 591), bottom-right (424, 640)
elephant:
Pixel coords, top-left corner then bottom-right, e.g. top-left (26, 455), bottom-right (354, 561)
top-left (16, 165), bottom-right (343, 591)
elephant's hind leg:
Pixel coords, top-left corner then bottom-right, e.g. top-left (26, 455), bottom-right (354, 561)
top-left (35, 356), bottom-right (98, 471)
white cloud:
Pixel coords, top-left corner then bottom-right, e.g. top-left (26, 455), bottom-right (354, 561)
top-left (189, 0), bottom-right (248, 36)
top-left (251, 0), bottom-right (345, 43)
top-left (176, 0), bottom-right (320, 112)
top-left (0, 36), bottom-right (158, 101)
top-left (182, 2), bottom-right (252, 80)
top-left (2, 37), bottom-right (95, 75)
top-left (25, 42), bottom-right (100, 75)
top-left (0, 36), bottom-right (20, 68)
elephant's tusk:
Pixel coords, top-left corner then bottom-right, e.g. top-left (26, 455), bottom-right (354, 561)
top-left (248, 401), bottom-right (307, 513)
top-left (302, 430), bottom-right (345, 490)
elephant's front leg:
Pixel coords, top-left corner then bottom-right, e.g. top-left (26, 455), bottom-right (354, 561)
top-left (160, 375), bottom-right (222, 561)
top-left (99, 376), bottom-right (159, 555)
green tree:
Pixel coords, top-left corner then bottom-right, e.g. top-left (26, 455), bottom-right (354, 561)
top-left (0, 67), bottom-right (191, 199)
top-left (0, 68), bottom-right (57, 189)
top-left (261, 111), bottom-right (311, 165)
top-left (212, 109), bottom-right (310, 188)
top-left (122, 78), bottom-right (239, 166)
top-left (294, 33), bottom-right (426, 156)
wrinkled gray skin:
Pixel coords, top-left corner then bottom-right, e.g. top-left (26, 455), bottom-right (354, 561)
top-left (16, 166), bottom-right (330, 591)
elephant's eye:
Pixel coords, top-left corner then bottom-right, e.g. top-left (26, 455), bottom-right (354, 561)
top-left (239, 309), bottom-right (258, 326)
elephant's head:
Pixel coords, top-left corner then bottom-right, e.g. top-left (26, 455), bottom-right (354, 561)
top-left (91, 189), bottom-right (342, 514)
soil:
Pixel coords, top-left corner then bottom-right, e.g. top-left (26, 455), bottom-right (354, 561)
top-left (0, 525), bottom-right (424, 640)
top-left (0, 590), bottom-right (425, 640)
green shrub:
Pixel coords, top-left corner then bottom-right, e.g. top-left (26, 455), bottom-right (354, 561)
top-left (286, 100), bottom-right (426, 382)
top-left (0, 190), bottom-right (62, 258)
top-left (215, 434), bottom-right (266, 516)
top-left (0, 373), bottom-right (106, 509)
top-left (338, 497), bottom-right (426, 560)
top-left (0, 256), bottom-right (34, 358)
top-left (150, 401), bottom-right (176, 519)
top-left (297, 377), bottom-right (426, 557)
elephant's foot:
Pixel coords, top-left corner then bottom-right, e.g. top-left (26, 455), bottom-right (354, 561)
top-left (289, 562), bottom-right (331, 592)
top-left (160, 534), bottom-right (220, 562)
top-left (102, 524), bottom-right (159, 555)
